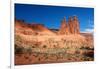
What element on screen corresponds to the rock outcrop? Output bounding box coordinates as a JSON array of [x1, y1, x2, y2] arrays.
[[58, 17, 69, 35], [68, 16, 75, 34], [15, 20, 56, 36], [15, 15, 80, 36], [73, 16, 80, 34], [59, 16, 80, 34]]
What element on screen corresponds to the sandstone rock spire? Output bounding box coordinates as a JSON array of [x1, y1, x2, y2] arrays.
[[73, 16, 80, 34], [59, 16, 80, 35], [68, 16, 75, 34], [59, 16, 69, 35]]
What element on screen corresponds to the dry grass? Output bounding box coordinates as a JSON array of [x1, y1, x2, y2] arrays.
[[15, 33, 94, 65]]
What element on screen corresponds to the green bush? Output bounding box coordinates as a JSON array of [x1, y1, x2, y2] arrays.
[[43, 45, 47, 48], [26, 47, 33, 54], [15, 35, 22, 42], [15, 44, 25, 54]]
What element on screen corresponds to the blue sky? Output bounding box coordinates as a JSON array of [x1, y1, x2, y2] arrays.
[[15, 4, 94, 33]]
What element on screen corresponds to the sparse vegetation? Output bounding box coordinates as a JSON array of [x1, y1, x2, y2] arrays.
[[15, 33, 94, 65], [43, 45, 47, 48], [15, 35, 22, 43], [26, 47, 33, 54], [15, 44, 25, 54]]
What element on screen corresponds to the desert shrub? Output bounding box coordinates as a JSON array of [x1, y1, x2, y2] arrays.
[[15, 35, 22, 42], [83, 51, 94, 58], [32, 45, 35, 48], [24, 56, 29, 59], [80, 46, 93, 50], [34, 43, 40, 48], [81, 57, 90, 61], [38, 58, 41, 61], [75, 50, 80, 54], [43, 45, 47, 48], [33, 53, 39, 57], [26, 47, 33, 54], [15, 44, 25, 54], [34, 32, 38, 35], [43, 53, 48, 60], [53, 44, 59, 48]]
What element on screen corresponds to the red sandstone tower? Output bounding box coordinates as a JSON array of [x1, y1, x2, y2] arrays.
[[68, 16, 74, 34], [59, 16, 69, 35], [59, 16, 80, 35], [73, 16, 80, 34]]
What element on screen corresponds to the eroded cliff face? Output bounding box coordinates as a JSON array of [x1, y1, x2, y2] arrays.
[[15, 16, 94, 65], [58, 17, 69, 35], [59, 16, 80, 35], [15, 20, 56, 36], [15, 16, 80, 36], [73, 16, 80, 34], [68, 16, 75, 34]]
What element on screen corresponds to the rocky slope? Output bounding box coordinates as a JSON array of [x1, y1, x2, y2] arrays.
[[15, 16, 94, 65], [15, 20, 56, 36]]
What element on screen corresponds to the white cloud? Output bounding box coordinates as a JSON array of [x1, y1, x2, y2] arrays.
[[85, 28, 94, 32], [82, 28, 94, 33]]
